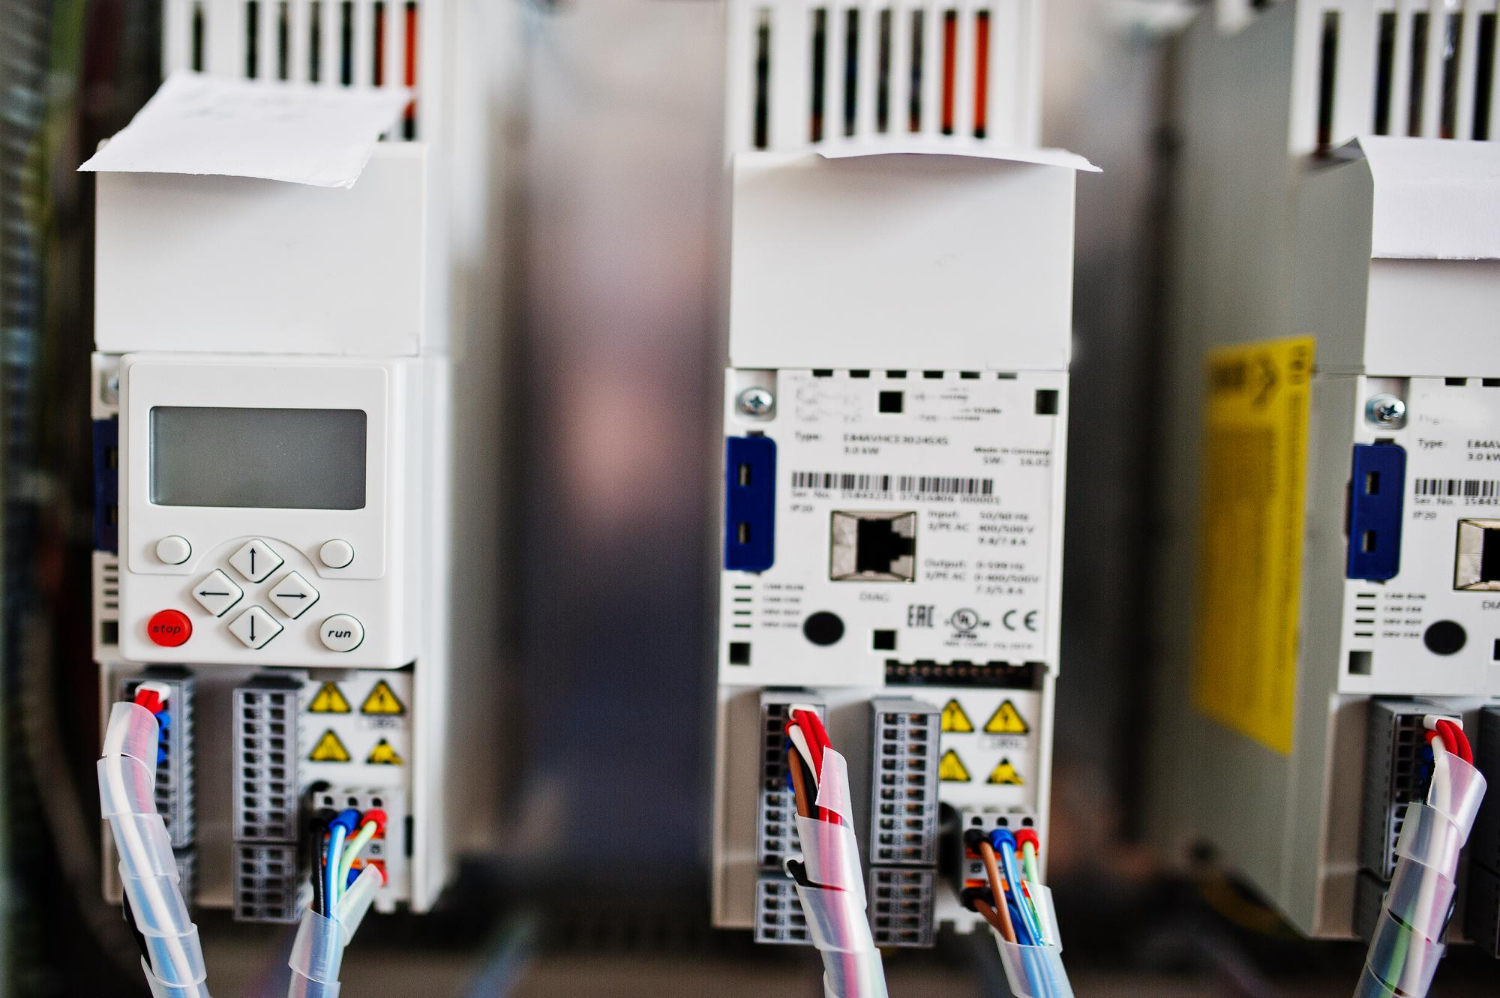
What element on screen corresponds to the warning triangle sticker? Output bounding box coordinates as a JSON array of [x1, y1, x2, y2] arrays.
[[940, 699, 974, 733], [309, 681, 351, 714], [938, 749, 971, 782], [366, 739, 403, 766], [309, 729, 351, 763], [984, 699, 1029, 735], [360, 680, 405, 716], [987, 758, 1024, 785]]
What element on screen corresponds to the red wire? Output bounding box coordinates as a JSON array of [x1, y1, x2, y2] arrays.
[[1435, 719, 1473, 765], [132, 689, 165, 715], [788, 709, 840, 825]]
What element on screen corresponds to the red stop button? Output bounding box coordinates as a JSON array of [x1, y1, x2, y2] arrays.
[[147, 609, 192, 647]]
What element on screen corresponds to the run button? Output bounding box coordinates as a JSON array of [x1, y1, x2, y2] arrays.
[[319, 614, 364, 652]]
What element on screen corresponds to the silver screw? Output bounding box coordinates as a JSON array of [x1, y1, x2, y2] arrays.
[[101, 371, 120, 406], [737, 386, 775, 417], [1366, 394, 1406, 426]]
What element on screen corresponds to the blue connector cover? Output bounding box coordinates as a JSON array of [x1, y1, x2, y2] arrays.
[[725, 436, 776, 572], [1347, 443, 1407, 581], [93, 417, 119, 553]]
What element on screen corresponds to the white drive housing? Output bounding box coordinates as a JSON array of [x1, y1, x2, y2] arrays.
[[93, 0, 516, 919], [1151, 0, 1500, 945], [712, 147, 1086, 946]]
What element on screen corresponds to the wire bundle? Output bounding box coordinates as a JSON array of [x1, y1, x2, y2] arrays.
[[1354, 716, 1486, 998], [781, 706, 889, 998], [290, 808, 387, 998], [964, 826, 1073, 997], [99, 685, 212, 998]]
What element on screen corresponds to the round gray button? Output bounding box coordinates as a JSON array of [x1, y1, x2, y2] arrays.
[[155, 535, 192, 565], [319, 539, 355, 569]]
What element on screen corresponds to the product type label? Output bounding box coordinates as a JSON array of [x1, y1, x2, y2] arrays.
[[1194, 337, 1314, 755]]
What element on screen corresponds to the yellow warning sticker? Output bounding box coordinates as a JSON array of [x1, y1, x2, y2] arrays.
[[1195, 336, 1314, 756], [938, 749, 971, 782], [983, 700, 1029, 735], [360, 680, 405, 716], [940, 699, 974, 733], [366, 739, 403, 766], [309, 681, 351, 714], [309, 729, 351, 763], [987, 759, 1024, 785]]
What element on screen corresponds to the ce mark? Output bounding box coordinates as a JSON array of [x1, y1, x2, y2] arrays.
[[1002, 610, 1039, 632]]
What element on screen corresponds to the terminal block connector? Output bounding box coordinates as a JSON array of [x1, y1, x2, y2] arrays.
[[867, 698, 939, 865], [232, 842, 301, 923], [121, 670, 196, 848], [753, 691, 824, 945], [232, 678, 301, 843], [1359, 700, 1436, 880], [757, 691, 825, 869], [754, 873, 810, 945], [953, 807, 1037, 895], [868, 867, 936, 948]]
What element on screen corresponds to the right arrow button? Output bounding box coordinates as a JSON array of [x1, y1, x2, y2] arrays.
[[267, 571, 320, 620]]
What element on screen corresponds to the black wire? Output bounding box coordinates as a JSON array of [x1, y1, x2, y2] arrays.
[[308, 820, 328, 916], [120, 894, 153, 964]]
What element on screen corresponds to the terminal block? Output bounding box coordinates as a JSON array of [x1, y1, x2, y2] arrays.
[[232, 678, 301, 843], [867, 698, 939, 866], [121, 670, 196, 848], [754, 874, 810, 945], [232, 843, 301, 923], [868, 867, 936, 948], [1359, 700, 1436, 880], [753, 691, 824, 944], [756, 691, 825, 870], [953, 806, 1037, 895], [310, 785, 408, 900]]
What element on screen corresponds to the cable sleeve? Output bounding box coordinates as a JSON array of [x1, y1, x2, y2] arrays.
[[285, 864, 384, 998], [99, 702, 211, 998], [1354, 754, 1485, 998], [785, 747, 887, 998], [992, 882, 1075, 998]]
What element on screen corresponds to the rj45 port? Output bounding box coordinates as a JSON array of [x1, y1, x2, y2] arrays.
[[830, 511, 916, 582], [1455, 519, 1500, 591]]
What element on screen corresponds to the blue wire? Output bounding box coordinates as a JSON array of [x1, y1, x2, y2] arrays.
[[326, 825, 346, 917]]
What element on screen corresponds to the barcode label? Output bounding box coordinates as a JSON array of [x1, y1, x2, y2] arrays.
[[791, 471, 994, 496], [1415, 478, 1500, 500]]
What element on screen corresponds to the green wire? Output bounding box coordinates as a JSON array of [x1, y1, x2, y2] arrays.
[[1022, 841, 1041, 885]]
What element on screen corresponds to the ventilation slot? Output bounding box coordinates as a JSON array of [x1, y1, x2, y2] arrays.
[[1316, 10, 1339, 151], [810, 7, 827, 142], [1373, 11, 1395, 135], [876, 9, 892, 132], [754, 7, 771, 149], [940, 9, 957, 135], [974, 9, 990, 138], [843, 9, 859, 136], [1441, 13, 1462, 138], [1477, 14, 1497, 140], [909, 9, 925, 132], [1409, 12, 1430, 136]]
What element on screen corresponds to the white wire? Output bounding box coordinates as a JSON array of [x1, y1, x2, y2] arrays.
[[787, 725, 818, 784]]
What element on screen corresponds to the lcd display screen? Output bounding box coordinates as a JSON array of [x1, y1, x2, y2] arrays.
[[150, 406, 367, 509]]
